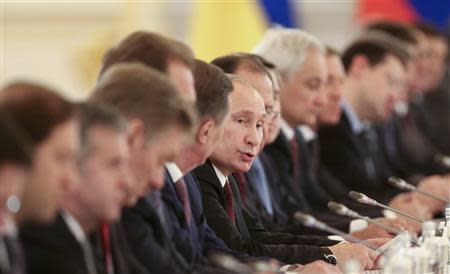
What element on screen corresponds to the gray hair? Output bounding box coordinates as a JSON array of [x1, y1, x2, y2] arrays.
[[252, 28, 324, 82]]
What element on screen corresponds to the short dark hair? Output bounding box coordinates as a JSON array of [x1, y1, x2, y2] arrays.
[[90, 62, 198, 139], [77, 102, 128, 155], [193, 59, 233, 124], [342, 32, 411, 71], [212, 53, 276, 92], [0, 108, 33, 166], [1, 81, 75, 155], [211, 53, 274, 75], [325, 46, 340, 57], [366, 21, 419, 45], [99, 31, 194, 78], [414, 22, 446, 39]]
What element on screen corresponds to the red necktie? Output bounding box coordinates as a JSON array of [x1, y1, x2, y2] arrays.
[[223, 180, 236, 224], [289, 137, 300, 177], [234, 173, 247, 206], [100, 223, 113, 274], [174, 177, 192, 225]]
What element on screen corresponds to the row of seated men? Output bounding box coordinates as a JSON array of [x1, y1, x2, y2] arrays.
[[0, 20, 449, 274]]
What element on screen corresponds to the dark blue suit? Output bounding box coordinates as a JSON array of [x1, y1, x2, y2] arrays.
[[161, 171, 242, 266]]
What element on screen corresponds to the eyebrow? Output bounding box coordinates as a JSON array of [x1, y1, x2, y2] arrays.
[[231, 109, 266, 119]]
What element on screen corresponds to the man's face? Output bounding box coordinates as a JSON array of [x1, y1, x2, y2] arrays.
[[77, 126, 130, 224], [21, 119, 79, 223], [210, 81, 265, 175], [128, 125, 186, 205], [318, 54, 346, 125], [234, 68, 274, 147], [360, 55, 406, 122], [279, 49, 327, 128], [425, 37, 448, 91], [167, 58, 196, 102]]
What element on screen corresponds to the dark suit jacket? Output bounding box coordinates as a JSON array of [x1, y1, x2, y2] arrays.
[[20, 213, 92, 274], [91, 222, 148, 274], [162, 171, 242, 265], [21, 212, 147, 274], [263, 130, 355, 232], [193, 160, 331, 265], [318, 111, 400, 215], [121, 193, 190, 274]]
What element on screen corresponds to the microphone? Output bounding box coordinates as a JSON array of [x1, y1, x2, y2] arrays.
[[388, 177, 448, 204], [327, 201, 420, 246], [293, 212, 378, 250], [435, 154, 450, 169], [348, 191, 425, 224]]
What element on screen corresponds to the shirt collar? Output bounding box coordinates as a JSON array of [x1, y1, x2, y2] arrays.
[[61, 211, 87, 244], [341, 100, 366, 134], [165, 162, 184, 183], [211, 163, 228, 188], [298, 125, 316, 142], [0, 214, 17, 237], [280, 119, 295, 141]]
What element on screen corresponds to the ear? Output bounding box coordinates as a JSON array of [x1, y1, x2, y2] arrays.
[[348, 54, 369, 78], [127, 119, 146, 150], [197, 119, 214, 145]]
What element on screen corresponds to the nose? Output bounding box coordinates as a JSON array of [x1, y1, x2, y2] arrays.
[[244, 126, 262, 150], [118, 164, 132, 196], [61, 161, 80, 194], [314, 88, 326, 109]]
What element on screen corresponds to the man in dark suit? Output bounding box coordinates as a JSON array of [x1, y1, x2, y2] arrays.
[[90, 64, 198, 274], [161, 60, 262, 270], [211, 53, 353, 236], [21, 103, 148, 274], [317, 33, 440, 225], [194, 73, 378, 271]]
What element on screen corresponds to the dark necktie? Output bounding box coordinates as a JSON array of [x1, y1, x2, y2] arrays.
[[174, 177, 192, 225], [1, 235, 26, 274], [223, 180, 236, 224], [289, 137, 300, 177], [100, 223, 114, 274], [358, 128, 377, 181], [234, 173, 247, 206]]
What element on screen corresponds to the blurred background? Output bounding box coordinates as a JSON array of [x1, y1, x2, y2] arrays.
[[2, 0, 449, 100]]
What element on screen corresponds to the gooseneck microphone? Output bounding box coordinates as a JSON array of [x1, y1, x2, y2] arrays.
[[327, 201, 419, 246], [435, 153, 450, 169], [328, 201, 403, 235], [293, 212, 378, 251], [348, 191, 425, 224], [388, 177, 448, 204]]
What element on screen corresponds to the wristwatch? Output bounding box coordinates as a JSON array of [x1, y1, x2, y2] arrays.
[[320, 247, 337, 265]]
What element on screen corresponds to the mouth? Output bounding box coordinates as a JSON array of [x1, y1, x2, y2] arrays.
[[239, 151, 255, 162]]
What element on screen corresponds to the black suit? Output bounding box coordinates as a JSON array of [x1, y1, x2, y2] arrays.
[[263, 129, 354, 231], [21, 212, 147, 274], [162, 171, 250, 266], [121, 193, 190, 274], [91, 222, 148, 274], [193, 160, 333, 265], [20, 213, 92, 274], [318, 110, 401, 216]]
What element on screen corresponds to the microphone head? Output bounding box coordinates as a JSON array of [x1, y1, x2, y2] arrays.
[[388, 177, 414, 191], [348, 191, 377, 205], [328, 201, 348, 215], [293, 212, 316, 227]]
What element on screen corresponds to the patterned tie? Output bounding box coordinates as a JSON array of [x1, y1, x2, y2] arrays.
[[223, 180, 236, 224], [289, 137, 300, 177], [100, 223, 114, 274], [174, 177, 192, 225], [234, 173, 247, 206]]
